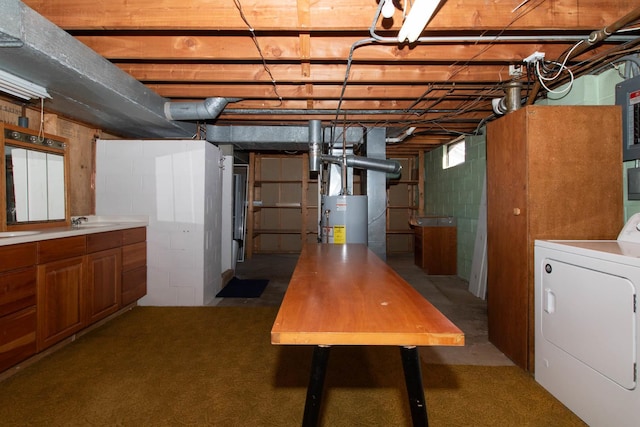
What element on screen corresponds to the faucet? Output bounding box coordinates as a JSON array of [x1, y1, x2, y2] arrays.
[[71, 216, 88, 227]]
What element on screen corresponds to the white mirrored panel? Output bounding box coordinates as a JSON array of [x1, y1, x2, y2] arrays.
[[5, 146, 66, 223]]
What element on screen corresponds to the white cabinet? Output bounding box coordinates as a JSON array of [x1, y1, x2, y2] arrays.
[[96, 140, 222, 306]]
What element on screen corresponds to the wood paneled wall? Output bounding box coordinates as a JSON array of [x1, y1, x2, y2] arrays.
[[0, 97, 118, 216]]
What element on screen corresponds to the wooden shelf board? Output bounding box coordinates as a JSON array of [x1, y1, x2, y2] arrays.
[[386, 229, 414, 234], [253, 229, 302, 235]]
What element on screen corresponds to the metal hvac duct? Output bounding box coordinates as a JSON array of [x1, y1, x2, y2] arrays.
[[309, 120, 322, 172], [321, 154, 402, 175], [164, 97, 240, 121]]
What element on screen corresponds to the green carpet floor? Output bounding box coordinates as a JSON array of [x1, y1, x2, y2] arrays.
[[0, 306, 585, 426]]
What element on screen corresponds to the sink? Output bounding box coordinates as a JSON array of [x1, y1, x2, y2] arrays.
[[0, 231, 41, 238], [76, 222, 118, 228]]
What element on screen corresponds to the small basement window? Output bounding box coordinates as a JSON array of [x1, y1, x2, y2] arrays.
[[443, 137, 465, 169]]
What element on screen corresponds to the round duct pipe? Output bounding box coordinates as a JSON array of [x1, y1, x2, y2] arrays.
[[309, 120, 322, 172], [504, 81, 523, 113], [346, 155, 402, 174], [321, 154, 402, 175], [164, 97, 240, 121], [491, 81, 523, 115]]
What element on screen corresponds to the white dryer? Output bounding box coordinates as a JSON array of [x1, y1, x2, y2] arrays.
[[535, 214, 640, 427]]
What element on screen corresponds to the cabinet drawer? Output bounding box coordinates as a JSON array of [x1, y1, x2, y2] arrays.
[[38, 236, 86, 264], [122, 242, 146, 272], [122, 266, 146, 306], [0, 306, 37, 372], [122, 227, 146, 245], [0, 243, 37, 273], [86, 231, 123, 253], [0, 267, 36, 317]]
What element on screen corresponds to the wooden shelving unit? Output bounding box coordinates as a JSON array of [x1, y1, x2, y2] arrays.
[[386, 155, 423, 253], [246, 153, 317, 258], [246, 153, 423, 257]]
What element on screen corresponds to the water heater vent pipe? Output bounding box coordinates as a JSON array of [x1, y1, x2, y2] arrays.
[[309, 119, 322, 172], [321, 154, 402, 175]]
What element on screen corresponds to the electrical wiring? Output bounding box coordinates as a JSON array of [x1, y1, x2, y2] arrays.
[[535, 60, 575, 95], [530, 41, 581, 95], [232, 0, 283, 105], [336, 0, 635, 144], [366, 0, 547, 137], [538, 38, 640, 94]]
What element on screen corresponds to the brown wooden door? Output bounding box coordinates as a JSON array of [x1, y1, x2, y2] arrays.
[[37, 256, 85, 351], [86, 248, 122, 325], [486, 105, 623, 371], [487, 109, 530, 369]]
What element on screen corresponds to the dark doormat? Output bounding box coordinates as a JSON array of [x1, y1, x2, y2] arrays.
[[215, 277, 269, 298]]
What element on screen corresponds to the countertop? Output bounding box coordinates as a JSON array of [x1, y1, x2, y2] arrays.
[[0, 215, 148, 246]]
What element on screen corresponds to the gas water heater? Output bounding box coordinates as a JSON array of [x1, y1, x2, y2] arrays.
[[321, 195, 368, 244]]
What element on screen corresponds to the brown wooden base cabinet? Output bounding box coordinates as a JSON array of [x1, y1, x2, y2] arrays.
[[86, 231, 123, 325], [486, 105, 623, 371], [1, 227, 147, 373], [0, 243, 38, 372], [413, 224, 457, 275], [37, 256, 85, 351], [121, 228, 147, 306], [86, 248, 122, 325]]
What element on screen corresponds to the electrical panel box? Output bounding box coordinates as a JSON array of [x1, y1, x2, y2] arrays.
[[616, 74, 640, 161]]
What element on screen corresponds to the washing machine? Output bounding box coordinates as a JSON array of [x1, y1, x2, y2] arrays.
[[534, 214, 640, 426]]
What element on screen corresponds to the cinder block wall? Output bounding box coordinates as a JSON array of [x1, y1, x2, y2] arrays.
[[424, 134, 486, 280]]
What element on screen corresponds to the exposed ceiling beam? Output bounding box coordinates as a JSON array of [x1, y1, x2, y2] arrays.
[[22, 0, 635, 31]]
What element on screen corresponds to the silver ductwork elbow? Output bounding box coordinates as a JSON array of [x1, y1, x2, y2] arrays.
[[164, 97, 240, 121], [491, 81, 523, 116]]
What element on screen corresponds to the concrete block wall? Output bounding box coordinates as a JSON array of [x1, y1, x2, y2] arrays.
[[424, 134, 486, 281]]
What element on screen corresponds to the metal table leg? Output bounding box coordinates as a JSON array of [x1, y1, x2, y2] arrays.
[[400, 346, 428, 427], [302, 345, 331, 427]]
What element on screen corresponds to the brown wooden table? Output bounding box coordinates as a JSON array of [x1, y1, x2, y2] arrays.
[[271, 243, 464, 426]]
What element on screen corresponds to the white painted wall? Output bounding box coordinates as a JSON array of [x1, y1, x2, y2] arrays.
[[95, 139, 223, 306]]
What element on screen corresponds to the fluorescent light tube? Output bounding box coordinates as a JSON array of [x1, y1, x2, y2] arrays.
[[398, 0, 444, 43], [0, 69, 50, 100]]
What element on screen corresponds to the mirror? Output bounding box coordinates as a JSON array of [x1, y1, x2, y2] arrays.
[[5, 146, 66, 223], [2, 124, 69, 229]]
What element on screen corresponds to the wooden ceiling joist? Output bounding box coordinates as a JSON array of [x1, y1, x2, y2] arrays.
[[19, 0, 640, 153]]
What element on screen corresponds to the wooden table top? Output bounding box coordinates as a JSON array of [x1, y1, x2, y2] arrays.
[[271, 243, 465, 347]]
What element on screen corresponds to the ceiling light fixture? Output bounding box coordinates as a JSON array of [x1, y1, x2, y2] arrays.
[[398, 0, 444, 43], [0, 69, 50, 100]]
